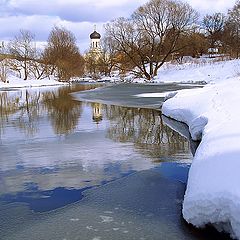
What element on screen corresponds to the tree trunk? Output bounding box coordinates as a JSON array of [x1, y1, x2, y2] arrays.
[[24, 58, 27, 80], [149, 61, 153, 79]]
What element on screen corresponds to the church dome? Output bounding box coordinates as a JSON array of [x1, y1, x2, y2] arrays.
[[90, 31, 101, 39]]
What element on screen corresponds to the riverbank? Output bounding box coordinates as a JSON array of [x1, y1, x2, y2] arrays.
[[162, 77, 240, 239], [1, 58, 240, 90], [155, 57, 240, 84], [0, 75, 67, 89]]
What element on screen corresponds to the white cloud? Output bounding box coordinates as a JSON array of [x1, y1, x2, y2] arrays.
[[0, 14, 105, 52], [0, 0, 148, 52], [0, 0, 237, 52], [185, 0, 236, 14], [3, 0, 147, 22]]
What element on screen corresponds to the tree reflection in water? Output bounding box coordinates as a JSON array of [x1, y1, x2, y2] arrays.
[[43, 88, 83, 135], [0, 84, 98, 138], [0, 91, 19, 137], [0, 85, 193, 204], [0, 90, 42, 137], [0, 84, 190, 161], [104, 105, 191, 161]]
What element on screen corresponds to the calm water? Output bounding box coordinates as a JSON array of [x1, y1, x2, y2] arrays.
[[0, 84, 229, 240]]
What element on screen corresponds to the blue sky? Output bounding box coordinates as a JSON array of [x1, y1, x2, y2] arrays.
[[0, 0, 236, 52]]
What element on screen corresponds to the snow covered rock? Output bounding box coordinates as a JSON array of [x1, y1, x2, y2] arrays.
[[162, 78, 240, 239], [164, 91, 178, 101]]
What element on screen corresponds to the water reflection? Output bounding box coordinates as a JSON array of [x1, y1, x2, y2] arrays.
[[0, 84, 192, 212], [0, 90, 42, 138], [104, 105, 190, 161], [43, 89, 83, 135], [92, 102, 103, 124]]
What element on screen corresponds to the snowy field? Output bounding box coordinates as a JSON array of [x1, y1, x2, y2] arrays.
[[159, 59, 240, 239], [155, 58, 240, 84]]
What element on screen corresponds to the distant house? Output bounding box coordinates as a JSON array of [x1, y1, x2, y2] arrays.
[[208, 48, 219, 54]]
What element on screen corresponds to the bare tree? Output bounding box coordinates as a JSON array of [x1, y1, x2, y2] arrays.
[[44, 26, 84, 81], [0, 42, 9, 83], [97, 36, 119, 76], [84, 52, 100, 79], [203, 13, 225, 50], [8, 30, 36, 80], [0, 59, 8, 83], [105, 0, 198, 80], [175, 30, 208, 62], [29, 49, 49, 80], [224, 1, 240, 58]]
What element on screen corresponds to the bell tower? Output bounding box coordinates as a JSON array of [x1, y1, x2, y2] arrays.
[[90, 25, 101, 53]]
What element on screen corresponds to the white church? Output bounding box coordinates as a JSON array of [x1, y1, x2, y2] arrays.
[[88, 26, 103, 57], [84, 26, 111, 78]]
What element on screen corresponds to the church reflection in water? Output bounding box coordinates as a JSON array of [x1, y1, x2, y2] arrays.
[[92, 102, 103, 124]]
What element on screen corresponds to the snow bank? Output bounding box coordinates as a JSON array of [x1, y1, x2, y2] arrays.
[[162, 78, 240, 239], [70, 58, 240, 85], [0, 74, 67, 89], [156, 58, 240, 84]]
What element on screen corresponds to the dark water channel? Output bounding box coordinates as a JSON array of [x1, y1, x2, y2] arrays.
[[0, 84, 229, 239]]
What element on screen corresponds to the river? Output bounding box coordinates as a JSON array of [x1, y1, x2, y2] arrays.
[[0, 83, 229, 239]]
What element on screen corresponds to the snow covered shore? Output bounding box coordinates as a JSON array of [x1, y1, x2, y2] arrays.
[[0, 75, 67, 89], [162, 78, 240, 239], [2, 57, 239, 88], [156, 58, 240, 83]]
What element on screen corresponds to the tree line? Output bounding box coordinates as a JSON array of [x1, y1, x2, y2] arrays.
[[1, 0, 240, 82], [0, 27, 85, 82]]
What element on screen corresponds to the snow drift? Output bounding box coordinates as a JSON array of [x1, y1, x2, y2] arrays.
[[162, 78, 240, 239]]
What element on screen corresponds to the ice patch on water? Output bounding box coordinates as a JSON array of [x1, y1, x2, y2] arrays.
[[103, 211, 113, 214], [70, 218, 79, 222], [92, 237, 101, 240], [99, 215, 113, 223], [134, 91, 176, 98]]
